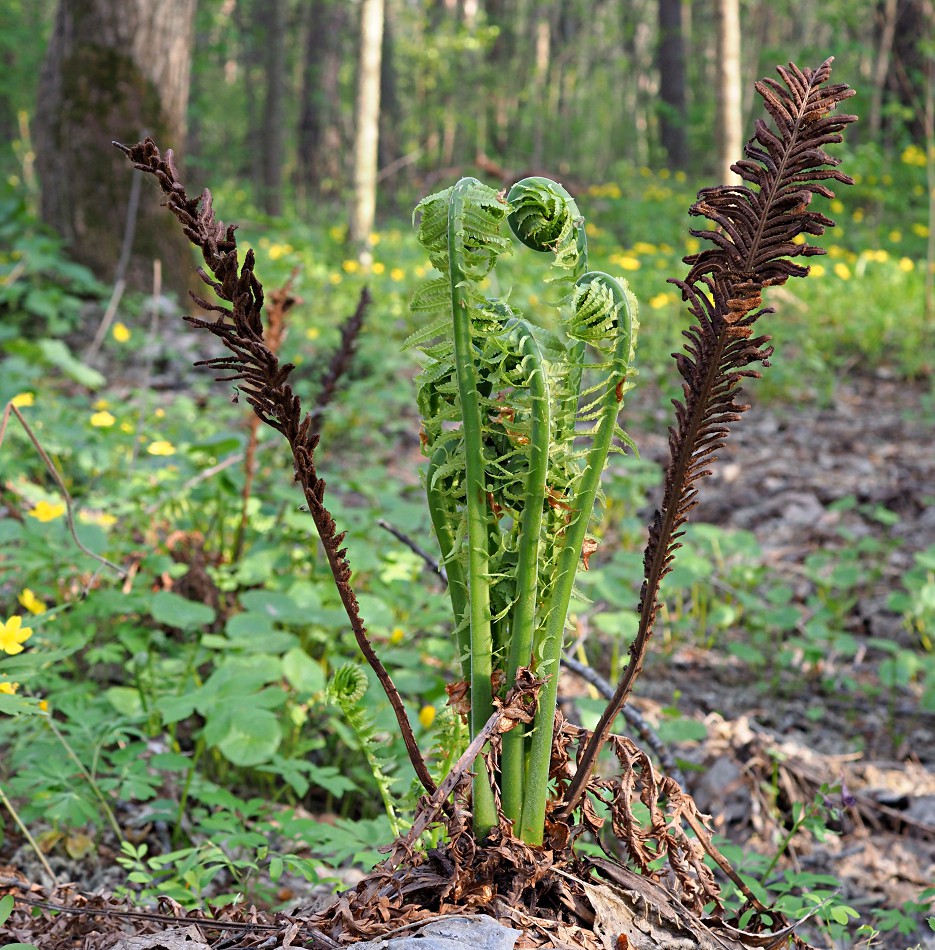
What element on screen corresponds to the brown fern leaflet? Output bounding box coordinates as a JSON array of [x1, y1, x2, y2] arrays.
[[562, 59, 856, 814]]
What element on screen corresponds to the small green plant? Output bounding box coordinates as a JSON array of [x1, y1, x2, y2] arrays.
[[408, 175, 638, 841]]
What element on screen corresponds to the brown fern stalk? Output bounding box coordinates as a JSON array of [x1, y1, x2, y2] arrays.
[[560, 59, 856, 817], [114, 138, 436, 797]]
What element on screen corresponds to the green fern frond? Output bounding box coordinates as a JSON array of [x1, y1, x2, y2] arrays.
[[327, 664, 402, 836]]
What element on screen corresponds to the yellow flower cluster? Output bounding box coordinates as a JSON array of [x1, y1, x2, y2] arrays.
[[28, 500, 65, 522], [0, 615, 32, 655]]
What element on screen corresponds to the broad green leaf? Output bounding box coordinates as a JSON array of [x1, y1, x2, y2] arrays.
[[239, 590, 307, 625], [282, 648, 325, 694], [215, 707, 281, 766], [151, 590, 216, 631], [37, 338, 105, 388], [105, 686, 143, 717]]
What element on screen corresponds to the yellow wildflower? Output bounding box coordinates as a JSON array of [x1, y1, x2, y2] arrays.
[[39, 699, 49, 711], [328, 225, 346, 242], [852, 208, 864, 223], [120, 422, 133, 434], [18, 589, 46, 615], [833, 263, 851, 280], [147, 440, 176, 456], [390, 627, 405, 645], [418, 705, 436, 728], [11, 392, 34, 408], [889, 230, 902, 243], [342, 259, 360, 274], [615, 256, 640, 271], [306, 326, 321, 340], [368, 232, 381, 245], [390, 268, 405, 282], [371, 261, 385, 275], [830, 199, 844, 214], [112, 322, 131, 343], [92, 398, 110, 410], [912, 223, 929, 238], [631, 242, 657, 255], [154, 407, 165, 418], [0, 681, 19, 695], [90, 410, 116, 428], [329, 273, 342, 285], [0, 615, 32, 655], [809, 264, 826, 278], [899, 257, 915, 273], [901, 144, 927, 167], [79, 510, 118, 528], [28, 500, 65, 523], [649, 292, 672, 309]]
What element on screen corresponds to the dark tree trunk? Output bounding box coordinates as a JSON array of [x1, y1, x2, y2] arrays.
[[658, 0, 688, 169], [260, 0, 286, 216], [888, 0, 934, 142], [297, 0, 347, 198], [34, 0, 197, 302]]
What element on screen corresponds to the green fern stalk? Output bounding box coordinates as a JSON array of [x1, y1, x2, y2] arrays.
[[499, 320, 550, 825], [410, 175, 638, 844], [519, 274, 637, 843]]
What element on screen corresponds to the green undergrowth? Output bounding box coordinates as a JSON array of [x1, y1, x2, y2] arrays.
[[1, 147, 933, 943]]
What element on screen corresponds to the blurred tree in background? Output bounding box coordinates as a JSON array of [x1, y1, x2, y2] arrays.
[[32, 0, 197, 301]]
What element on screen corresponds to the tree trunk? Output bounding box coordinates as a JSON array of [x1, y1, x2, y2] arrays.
[[869, 0, 900, 142], [657, 0, 688, 170], [297, 0, 348, 201], [349, 0, 384, 256], [260, 0, 287, 216], [714, 0, 743, 183], [34, 0, 197, 301]]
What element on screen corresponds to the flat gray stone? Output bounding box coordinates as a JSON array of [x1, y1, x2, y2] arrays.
[[354, 915, 521, 950]]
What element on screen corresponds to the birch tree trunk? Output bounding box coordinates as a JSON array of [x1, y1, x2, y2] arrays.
[[34, 0, 197, 301], [714, 0, 743, 184], [349, 0, 385, 258]]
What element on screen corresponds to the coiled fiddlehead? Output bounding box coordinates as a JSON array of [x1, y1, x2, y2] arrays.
[[409, 174, 639, 843], [327, 664, 401, 835]]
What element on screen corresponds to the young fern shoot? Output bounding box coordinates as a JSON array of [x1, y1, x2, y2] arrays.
[[409, 176, 638, 843]]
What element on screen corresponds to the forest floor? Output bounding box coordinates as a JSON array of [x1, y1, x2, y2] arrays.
[[1, 370, 934, 948], [629, 370, 935, 947]]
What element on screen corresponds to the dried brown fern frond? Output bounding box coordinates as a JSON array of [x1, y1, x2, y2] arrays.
[[114, 137, 436, 797], [562, 59, 856, 815]]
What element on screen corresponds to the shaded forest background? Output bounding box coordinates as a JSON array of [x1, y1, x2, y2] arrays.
[[2, 0, 933, 302]]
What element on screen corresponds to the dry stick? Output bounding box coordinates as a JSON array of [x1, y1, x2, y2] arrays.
[[0, 403, 127, 578], [129, 259, 163, 469], [0, 782, 58, 886], [84, 154, 142, 361], [0, 887, 340, 950], [560, 654, 688, 791], [385, 703, 507, 868]]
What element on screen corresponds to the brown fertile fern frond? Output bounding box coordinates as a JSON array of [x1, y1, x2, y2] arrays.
[[114, 138, 436, 797], [561, 59, 856, 816]]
